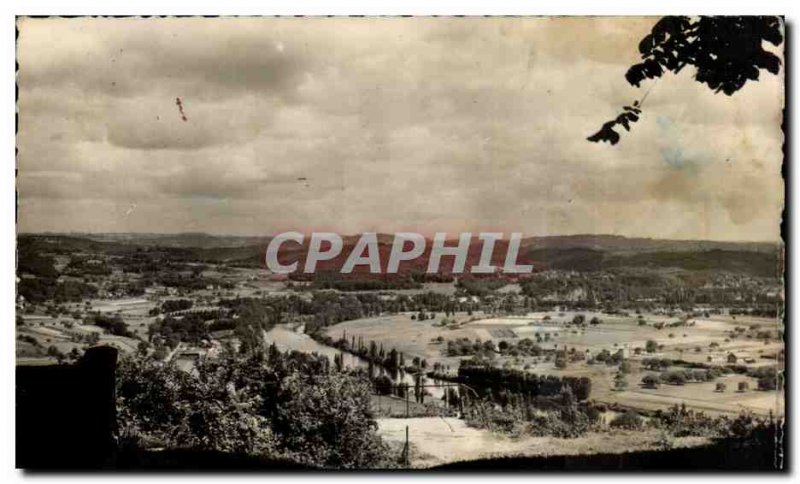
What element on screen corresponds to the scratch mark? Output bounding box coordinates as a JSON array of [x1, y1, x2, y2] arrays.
[[175, 97, 188, 122]]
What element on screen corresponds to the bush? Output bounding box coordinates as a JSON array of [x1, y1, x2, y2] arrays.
[[757, 375, 777, 391], [610, 410, 643, 430], [373, 375, 393, 395]]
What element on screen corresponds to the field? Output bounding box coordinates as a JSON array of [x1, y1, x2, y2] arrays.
[[326, 310, 784, 417], [17, 297, 155, 361], [324, 311, 493, 369], [377, 417, 709, 468]]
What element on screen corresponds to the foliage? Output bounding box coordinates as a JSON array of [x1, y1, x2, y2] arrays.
[[117, 353, 276, 455], [463, 387, 598, 439], [272, 372, 391, 468], [116, 347, 395, 469], [610, 410, 644, 430], [90, 313, 133, 337], [457, 361, 592, 401], [641, 374, 661, 388], [588, 16, 783, 145], [627, 16, 783, 93], [160, 299, 195, 314]]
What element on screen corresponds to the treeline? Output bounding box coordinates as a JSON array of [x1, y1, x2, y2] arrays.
[[640, 359, 782, 391], [157, 299, 194, 314], [89, 313, 133, 337], [313, 331, 420, 375], [306, 272, 422, 291], [456, 277, 508, 297], [729, 307, 781, 318], [63, 256, 112, 276], [18, 277, 99, 303], [518, 267, 781, 308], [148, 309, 230, 347], [150, 273, 233, 291], [445, 360, 592, 401], [17, 249, 100, 303]]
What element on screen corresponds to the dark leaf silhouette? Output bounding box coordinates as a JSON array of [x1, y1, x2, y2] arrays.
[[589, 16, 783, 145], [587, 121, 621, 145], [586, 103, 641, 145]]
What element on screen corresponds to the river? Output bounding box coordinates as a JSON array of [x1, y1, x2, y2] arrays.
[[262, 323, 451, 401]]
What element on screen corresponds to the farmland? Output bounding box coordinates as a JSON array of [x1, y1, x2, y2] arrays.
[[15, 233, 785, 468], [326, 310, 783, 417]]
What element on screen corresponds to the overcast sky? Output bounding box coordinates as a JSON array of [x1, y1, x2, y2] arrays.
[[17, 17, 784, 241]]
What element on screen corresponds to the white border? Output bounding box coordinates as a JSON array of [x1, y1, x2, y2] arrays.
[[3, 1, 797, 483]]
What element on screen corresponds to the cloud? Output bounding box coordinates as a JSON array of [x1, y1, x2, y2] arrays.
[[16, 17, 785, 241]]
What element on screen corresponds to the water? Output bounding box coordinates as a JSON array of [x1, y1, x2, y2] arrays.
[[262, 324, 451, 401], [261, 324, 365, 368]]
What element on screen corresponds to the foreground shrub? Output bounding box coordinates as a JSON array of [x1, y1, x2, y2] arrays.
[[117, 347, 395, 469], [610, 410, 644, 430]]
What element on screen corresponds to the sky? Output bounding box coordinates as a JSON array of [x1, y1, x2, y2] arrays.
[[16, 17, 785, 241]]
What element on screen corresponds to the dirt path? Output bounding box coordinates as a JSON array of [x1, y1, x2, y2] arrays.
[[377, 417, 708, 468]]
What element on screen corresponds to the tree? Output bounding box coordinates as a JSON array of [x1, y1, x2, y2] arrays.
[[738, 381, 750, 393], [47, 345, 65, 363], [117, 353, 276, 457], [715, 382, 727, 393], [614, 372, 629, 391], [588, 16, 783, 145], [642, 374, 661, 389], [274, 372, 391, 468], [136, 340, 150, 356], [664, 371, 687, 386], [645, 340, 658, 353], [333, 352, 344, 372]]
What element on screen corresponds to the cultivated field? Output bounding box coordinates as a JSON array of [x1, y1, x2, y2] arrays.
[[327, 310, 784, 417]]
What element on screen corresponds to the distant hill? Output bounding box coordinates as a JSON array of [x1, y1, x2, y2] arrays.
[[525, 247, 781, 278], [24, 232, 777, 252], [28, 232, 271, 249], [519, 234, 778, 254], [17, 233, 783, 278]]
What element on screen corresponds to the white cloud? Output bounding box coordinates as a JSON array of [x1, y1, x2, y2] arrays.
[[16, 17, 784, 241]]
